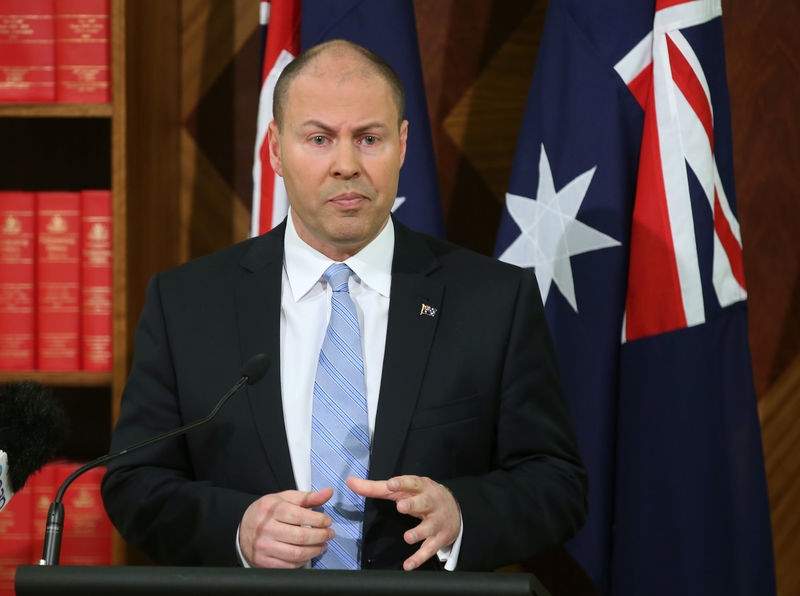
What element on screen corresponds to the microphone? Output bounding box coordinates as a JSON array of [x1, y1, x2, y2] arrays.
[[0, 382, 68, 513], [39, 353, 270, 566]]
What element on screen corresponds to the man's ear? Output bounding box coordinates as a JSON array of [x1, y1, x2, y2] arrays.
[[398, 120, 408, 169], [267, 120, 283, 176]]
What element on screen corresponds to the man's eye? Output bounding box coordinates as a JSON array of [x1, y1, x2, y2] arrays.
[[362, 136, 378, 145], [311, 136, 326, 145]]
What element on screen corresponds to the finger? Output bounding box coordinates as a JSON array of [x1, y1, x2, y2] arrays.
[[346, 477, 396, 500], [386, 475, 424, 494], [252, 539, 329, 568], [403, 518, 437, 545], [281, 487, 334, 509], [269, 520, 335, 546], [403, 536, 443, 572], [397, 492, 432, 516], [272, 499, 333, 528]]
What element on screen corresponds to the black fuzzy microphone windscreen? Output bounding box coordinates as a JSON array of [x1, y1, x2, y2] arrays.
[[0, 381, 68, 493]]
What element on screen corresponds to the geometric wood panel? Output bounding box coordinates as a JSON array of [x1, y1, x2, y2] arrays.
[[181, 0, 259, 262], [724, 1, 800, 592], [758, 355, 800, 596], [415, 0, 545, 255]]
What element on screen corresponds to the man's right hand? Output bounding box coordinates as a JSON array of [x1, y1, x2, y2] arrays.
[[239, 488, 335, 568]]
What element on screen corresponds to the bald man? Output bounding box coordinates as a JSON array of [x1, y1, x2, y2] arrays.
[[102, 40, 587, 572]]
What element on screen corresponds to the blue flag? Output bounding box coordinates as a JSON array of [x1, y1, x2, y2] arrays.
[[494, 1, 775, 594], [301, 0, 445, 237]]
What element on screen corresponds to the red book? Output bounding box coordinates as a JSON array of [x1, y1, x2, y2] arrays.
[[0, 191, 36, 370], [29, 464, 58, 564], [0, 478, 34, 594], [54, 462, 112, 566], [80, 190, 111, 371], [54, 0, 110, 103], [36, 191, 80, 371], [0, 0, 56, 102]]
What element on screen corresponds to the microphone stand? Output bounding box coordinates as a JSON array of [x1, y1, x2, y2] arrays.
[[40, 354, 269, 566]]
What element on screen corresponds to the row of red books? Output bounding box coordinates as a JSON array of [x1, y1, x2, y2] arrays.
[[0, 0, 110, 103], [0, 462, 112, 594], [0, 190, 112, 372]]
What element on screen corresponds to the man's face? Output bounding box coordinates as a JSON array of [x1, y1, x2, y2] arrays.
[[268, 55, 408, 260]]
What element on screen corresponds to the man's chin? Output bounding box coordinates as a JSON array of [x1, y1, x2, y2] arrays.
[[324, 226, 382, 256]]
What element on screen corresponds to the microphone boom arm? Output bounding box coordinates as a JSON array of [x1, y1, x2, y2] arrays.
[[54, 376, 248, 506], [39, 354, 268, 567]]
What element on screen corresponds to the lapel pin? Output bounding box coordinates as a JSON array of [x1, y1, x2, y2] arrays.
[[420, 303, 437, 317]]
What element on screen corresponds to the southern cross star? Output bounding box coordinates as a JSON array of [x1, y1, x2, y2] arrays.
[[498, 143, 620, 312]]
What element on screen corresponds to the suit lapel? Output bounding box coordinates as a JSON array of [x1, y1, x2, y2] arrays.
[[369, 222, 443, 481], [234, 223, 297, 490]]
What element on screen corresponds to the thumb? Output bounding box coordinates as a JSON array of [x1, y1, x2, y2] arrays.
[[283, 487, 334, 509]]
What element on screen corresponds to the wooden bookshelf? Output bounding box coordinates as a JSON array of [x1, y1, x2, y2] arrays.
[[0, 0, 128, 564], [2, 0, 243, 567], [0, 371, 112, 387], [0, 103, 113, 118]]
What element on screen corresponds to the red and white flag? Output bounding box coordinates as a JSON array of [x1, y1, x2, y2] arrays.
[[617, 0, 747, 341], [251, 0, 300, 237]]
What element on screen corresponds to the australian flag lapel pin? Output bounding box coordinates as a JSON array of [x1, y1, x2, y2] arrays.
[[420, 303, 437, 318]]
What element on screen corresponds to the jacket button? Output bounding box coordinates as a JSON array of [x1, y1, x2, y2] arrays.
[[365, 558, 375, 568]]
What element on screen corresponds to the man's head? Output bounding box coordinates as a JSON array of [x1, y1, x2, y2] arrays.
[[267, 40, 408, 261]]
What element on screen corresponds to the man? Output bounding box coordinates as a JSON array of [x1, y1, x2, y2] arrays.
[[102, 40, 587, 572]]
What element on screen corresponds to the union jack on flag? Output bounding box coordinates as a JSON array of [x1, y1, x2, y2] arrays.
[[495, 0, 774, 594], [618, 0, 747, 341]]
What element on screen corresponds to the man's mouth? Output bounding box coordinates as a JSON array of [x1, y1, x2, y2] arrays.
[[328, 192, 369, 209]]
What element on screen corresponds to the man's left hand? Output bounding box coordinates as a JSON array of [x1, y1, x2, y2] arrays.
[[347, 475, 461, 571]]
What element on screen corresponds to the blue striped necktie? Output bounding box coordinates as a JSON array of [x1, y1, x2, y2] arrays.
[[311, 263, 370, 570]]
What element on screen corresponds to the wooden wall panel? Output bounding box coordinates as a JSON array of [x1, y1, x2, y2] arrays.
[[180, 0, 259, 261], [723, 1, 800, 594], [414, 0, 544, 255], [759, 356, 800, 596], [124, 0, 182, 349], [723, 0, 800, 398]]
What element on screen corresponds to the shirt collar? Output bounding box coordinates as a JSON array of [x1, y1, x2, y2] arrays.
[[283, 209, 394, 301]]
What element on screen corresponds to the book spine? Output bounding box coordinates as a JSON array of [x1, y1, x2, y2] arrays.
[[36, 191, 80, 371], [54, 0, 110, 103], [0, 0, 56, 102], [0, 477, 34, 591], [0, 191, 36, 371], [54, 462, 113, 566], [80, 190, 111, 371]]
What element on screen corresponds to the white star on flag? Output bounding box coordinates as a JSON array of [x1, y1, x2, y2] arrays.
[[499, 143, 621, 312], [391, 196, 406, 212]]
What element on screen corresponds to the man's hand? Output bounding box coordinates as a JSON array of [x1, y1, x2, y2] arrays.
[[348, 475, 461, 571], [239, 488, 335, 568]]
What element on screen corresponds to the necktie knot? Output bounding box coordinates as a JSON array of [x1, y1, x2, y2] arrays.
[[323, 263, 353, 293]]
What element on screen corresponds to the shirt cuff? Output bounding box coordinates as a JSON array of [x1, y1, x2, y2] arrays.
[[235, 525, 251, 568], [437, 517, 464, 571]]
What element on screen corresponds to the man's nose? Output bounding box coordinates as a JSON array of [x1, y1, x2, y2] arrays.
[[330, 142, 361, 179]]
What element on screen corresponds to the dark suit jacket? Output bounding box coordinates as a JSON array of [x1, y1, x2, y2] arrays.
[[101, 219, 587, 571]]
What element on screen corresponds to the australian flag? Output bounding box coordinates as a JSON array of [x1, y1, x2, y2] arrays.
[[494, 1, 775, 594], [302, 0, 445, 237]]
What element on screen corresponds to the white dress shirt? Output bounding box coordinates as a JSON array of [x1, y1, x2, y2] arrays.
[[239, 211, 461, 569], [280, 211, 392, 489]]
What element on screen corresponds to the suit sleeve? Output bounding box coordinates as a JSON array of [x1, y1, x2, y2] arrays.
[[101, 274, 258, 565], [441, 269, 588, 570]]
